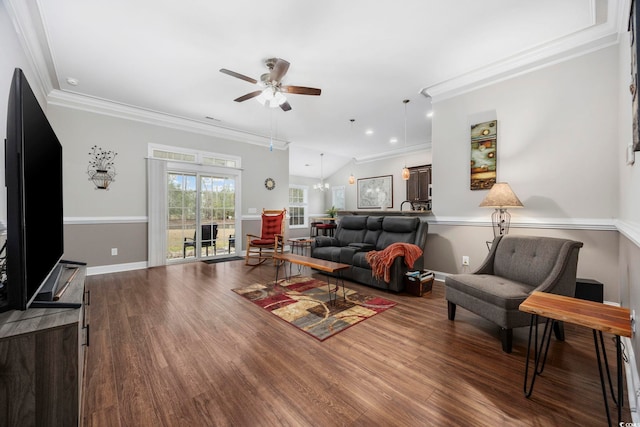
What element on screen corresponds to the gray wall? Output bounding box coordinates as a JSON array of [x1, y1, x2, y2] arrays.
[[617, 20, 640, 397], [45, 105, 289, 267]]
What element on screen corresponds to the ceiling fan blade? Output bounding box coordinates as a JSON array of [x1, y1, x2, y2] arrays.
[[281, 85, 321, 96], [220, 68, 257, 84], [234, 90, 262, 102], [270, 58, 290, 83], [280, 101, 292, 112]]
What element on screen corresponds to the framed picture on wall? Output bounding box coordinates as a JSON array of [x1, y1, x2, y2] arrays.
[[357, 175, 393, 209]]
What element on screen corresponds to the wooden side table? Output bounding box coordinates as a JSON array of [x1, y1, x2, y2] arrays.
[[519, 291, 632, 426]]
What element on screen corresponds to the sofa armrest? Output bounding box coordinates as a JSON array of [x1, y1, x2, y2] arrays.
[[314, 236, 338, 247]]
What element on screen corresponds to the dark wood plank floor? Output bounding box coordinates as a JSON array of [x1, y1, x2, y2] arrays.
[[82, 261, 629, 426]]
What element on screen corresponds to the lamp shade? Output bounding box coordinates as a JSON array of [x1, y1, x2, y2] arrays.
[[479, 182, 523, 208]]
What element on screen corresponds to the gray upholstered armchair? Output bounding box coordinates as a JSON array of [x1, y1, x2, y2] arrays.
[[445, 235, 583, 353]]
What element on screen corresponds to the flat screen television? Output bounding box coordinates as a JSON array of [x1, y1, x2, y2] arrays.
[[1, 68, 64, 311]]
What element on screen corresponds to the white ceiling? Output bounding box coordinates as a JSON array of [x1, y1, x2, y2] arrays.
[[6, 0, 622, 178]]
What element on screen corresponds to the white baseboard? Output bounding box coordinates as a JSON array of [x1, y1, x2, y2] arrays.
[[86, 261, 148, 276], [623, 336, 640, 422]]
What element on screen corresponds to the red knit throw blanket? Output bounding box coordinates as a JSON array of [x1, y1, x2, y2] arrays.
[[365, 242, 423, 283]]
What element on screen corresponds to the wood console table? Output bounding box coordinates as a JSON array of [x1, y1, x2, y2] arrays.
[[0, 265, 88, 426], [519, 291, 632, 426]]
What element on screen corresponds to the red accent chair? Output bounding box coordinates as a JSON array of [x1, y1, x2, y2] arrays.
[[245, 209, 286, 266]]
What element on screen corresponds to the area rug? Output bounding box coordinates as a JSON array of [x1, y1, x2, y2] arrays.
[[232, 276, 396, 341], [203, 256, 244, 264]]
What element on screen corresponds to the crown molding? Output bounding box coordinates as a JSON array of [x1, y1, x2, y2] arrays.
[[421, 0, 622, 103], [46, 89, 290, 150], [4, 0, 57, 100], [355, 143, 432, 164]]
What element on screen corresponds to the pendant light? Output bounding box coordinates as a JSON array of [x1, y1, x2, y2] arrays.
[[348, 119, 356, 185], [313, 153, 330, 191], [402, 99, 411, 180]]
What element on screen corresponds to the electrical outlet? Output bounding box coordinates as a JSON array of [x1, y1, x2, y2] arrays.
[[462, 256, 470, 266], [111, 248, 118, 256]]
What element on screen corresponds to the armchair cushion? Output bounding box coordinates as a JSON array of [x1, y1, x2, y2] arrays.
[[492, 236, 569, 286], [445, 274, 534, 310], [260, 212, 285, 240]]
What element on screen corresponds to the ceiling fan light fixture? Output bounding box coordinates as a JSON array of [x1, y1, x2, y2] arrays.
[[257, 88, 286, 108]]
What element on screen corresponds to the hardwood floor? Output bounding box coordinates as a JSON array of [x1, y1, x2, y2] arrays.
[[82, 261, 629, 426]]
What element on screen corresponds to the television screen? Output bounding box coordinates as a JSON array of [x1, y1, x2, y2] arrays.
[[4, 68, 64, 310]]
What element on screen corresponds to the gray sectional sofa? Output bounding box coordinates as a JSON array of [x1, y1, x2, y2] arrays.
[[310, 215, 429, 292]]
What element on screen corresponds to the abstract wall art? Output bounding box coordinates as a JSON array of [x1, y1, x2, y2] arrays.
[[470, 120, 497, 190]]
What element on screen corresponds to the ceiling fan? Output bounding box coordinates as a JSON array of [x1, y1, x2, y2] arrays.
[[220, 58, 321, 111]]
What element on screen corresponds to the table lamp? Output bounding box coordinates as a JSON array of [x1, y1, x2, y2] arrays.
[[479, 182, 523, 237]]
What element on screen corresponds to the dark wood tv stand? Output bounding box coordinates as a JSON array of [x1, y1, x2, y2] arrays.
[[0, 265, 88, 426]]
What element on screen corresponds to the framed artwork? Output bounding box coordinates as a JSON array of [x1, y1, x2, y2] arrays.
[[470, 120, 497, 190], [630, 0, 640, 151], [357, 175, 393, 209]]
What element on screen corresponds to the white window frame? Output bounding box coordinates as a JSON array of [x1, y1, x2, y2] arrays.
[[289, 184, 308, 229], [148, 143, 241, 169], [332, 185, 346, 210]]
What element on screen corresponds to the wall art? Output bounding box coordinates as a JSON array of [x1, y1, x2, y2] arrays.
[[470, 120, 497, 190], [357, 175, 393, 209]]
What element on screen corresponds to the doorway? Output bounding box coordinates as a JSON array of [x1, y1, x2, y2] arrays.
[[166, 171, 237, 262]]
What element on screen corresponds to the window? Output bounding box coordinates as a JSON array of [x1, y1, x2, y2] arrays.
[[332, 186, 345, 210], [289, 185, 308, 228], [148, 143, 240, 169]]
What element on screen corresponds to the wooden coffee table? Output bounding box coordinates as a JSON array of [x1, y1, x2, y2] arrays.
[[273, 253, 350, 304]]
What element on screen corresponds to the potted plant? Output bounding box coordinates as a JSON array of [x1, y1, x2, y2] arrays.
[[326, 206, 338, 221]]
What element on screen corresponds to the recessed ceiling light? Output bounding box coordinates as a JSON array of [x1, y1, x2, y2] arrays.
[[427, 111, 434, 118], [365, 129, 374, 135], [66, 77, 79, 86], [390, 137, 398, 144]]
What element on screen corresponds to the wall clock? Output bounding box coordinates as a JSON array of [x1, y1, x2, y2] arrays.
[[264, 177, 276, 190]]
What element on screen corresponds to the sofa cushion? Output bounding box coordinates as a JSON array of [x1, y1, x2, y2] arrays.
[[376, 217, 419, 249], [446, 274, 536, 310], [364, 216, 384, 245], [493, 236, 568, 287], [352, 252, 370, 269], [312, 246, 342, 263], [335, 216, 368, 246]]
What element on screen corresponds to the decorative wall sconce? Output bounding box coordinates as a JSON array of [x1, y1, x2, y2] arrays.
[[87, 145, 117, 190]]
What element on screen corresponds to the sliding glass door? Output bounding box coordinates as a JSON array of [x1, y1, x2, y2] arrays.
[[166, 171, 236, 262]]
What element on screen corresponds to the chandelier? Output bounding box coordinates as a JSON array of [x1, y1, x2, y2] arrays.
[[314, 153, 330, 191]]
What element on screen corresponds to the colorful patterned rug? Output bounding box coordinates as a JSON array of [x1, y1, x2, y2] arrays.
[[232, 276, 397, 341]]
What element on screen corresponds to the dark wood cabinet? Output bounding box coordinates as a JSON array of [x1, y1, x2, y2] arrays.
[[0, 266, 87, 426], [406, 165, 431, 203]]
